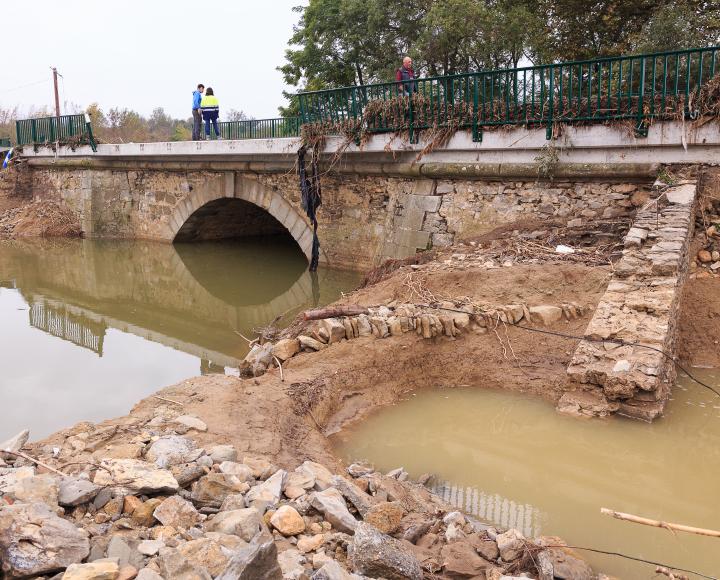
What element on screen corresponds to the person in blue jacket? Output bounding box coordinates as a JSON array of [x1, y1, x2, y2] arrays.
[[200, 87, 221, 140], [192, 84, 204, 140]]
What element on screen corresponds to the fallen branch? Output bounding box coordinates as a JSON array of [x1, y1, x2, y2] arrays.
[[302, 305, 369, 320], [2, 450, 66, 477], [273, 356, 285, 382], [153, 395, 183, 406], [601, 508, 720, 538]]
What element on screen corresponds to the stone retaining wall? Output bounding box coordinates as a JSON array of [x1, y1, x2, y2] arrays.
[[562, 181, 697, 421], [12, 165, 651, 270]]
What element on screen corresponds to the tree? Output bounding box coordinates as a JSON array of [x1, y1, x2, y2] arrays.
[[226, 109, 251, 121]]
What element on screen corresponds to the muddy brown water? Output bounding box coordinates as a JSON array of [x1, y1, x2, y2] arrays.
[[333, 375, 720, 579], [0, 238, 360, 439]]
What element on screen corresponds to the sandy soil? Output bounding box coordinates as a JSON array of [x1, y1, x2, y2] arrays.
[[678, 277, 720, 367]]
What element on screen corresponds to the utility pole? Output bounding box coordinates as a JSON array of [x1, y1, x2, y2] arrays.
[[52, 67, 61, 118]]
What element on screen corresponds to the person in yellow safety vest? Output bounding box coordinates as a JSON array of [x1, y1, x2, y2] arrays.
[[200, 87, 221, 140]]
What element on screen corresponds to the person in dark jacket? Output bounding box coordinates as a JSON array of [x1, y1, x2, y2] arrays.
[[192, 84, 204, 140], [200, 87, 221, 139], [395, 56, 417, 95]]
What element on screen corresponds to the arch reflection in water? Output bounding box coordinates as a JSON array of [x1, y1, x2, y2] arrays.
[[0, 238, 360, 438]]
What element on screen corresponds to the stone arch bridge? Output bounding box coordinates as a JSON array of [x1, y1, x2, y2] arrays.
[[14, 121, 720, 270]]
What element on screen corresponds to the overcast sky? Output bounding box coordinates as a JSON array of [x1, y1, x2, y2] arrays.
[[1, 0, 305, 120]]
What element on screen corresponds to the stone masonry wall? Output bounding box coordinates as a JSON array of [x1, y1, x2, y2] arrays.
[[18, 166, 650, 270], [563, 181, 697, 421]]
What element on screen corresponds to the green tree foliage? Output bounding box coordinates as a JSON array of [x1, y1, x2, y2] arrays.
[[279, 0, 720, 114]]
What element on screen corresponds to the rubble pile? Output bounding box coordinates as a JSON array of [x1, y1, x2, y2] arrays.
[[0, 429, 594, 579]]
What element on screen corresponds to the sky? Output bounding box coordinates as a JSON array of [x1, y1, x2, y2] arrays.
[[0, 0, 305, 120]]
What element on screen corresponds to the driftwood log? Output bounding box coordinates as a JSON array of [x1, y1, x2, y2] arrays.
[[601, 508, 720, 538], [302, 305, 370, 320]]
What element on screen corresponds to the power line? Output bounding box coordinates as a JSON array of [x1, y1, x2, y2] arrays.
[[0, 79, 49, 94]]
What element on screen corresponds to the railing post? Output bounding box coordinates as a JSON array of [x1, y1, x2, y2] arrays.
[[472, 75, 481, 142], [635, 58, 648, 137], [408, 92, 416, 144], [546, 66, 554, 140], [31, 119, 37, 143]]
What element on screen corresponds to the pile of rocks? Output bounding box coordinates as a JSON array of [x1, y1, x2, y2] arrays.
[[691, 223, 720, 276], [242, 301, 586, 377], [0, 429, 593, 579]]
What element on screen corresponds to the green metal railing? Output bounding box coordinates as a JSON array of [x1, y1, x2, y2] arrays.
[[15, 114, 97, 151], [0, 138, 11, 148], [298, 46, 720, 141], [209, 117, 300, 140]]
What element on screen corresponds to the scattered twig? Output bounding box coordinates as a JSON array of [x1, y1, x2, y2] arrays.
[[2, 450, 66, 477], [601, 507, 720, 538], [234, 330, 259, 346]]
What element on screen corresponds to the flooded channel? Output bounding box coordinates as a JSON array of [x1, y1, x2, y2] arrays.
[[0, 238, 360, 439], [333, 374, 720, 578]]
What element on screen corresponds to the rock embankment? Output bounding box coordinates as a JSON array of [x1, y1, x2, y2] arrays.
[[0, 428, 593, 579], [242, 300, 586, 378]]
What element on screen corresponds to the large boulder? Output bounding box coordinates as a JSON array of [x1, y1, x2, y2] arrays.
[[11, 474, 59, 507], [152, 495, 201, 529], [310, 488, 358, 534], [145, 436, 202, 468], [191, 473, 249, 508], [62, 559, 120, 579], [272, 339, 300, 362], [496, 528, 526, 561], [364, 502, 404, 534], [0, 430, 30, 459], [245, 469, 286, 507], [93, 459, 179, 495], [330, 475, 375, 517], [297, 461, 333, 491], [157, 547, 212, 580], [440, 540, 494, 577], [270, 505, 305, 536], [177, 538, 231, 577], [348, 523, 422, 580], [216, 534, 283, 580], [312, 559, 359, 580], [204, 507, 266, 541], [59, 477, 101, 507], [0, 502, 90, 578]]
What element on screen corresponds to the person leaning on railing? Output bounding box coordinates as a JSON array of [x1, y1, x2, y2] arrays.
[[396, 56, 417, 95], [200, 87, 222, 140]]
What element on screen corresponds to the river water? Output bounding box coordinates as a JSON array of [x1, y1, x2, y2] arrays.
[[333, 376, 720, 579], [0, 238, 360, 439]]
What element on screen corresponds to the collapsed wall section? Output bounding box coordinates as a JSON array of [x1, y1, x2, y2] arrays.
[[563, 182, 697, 421]]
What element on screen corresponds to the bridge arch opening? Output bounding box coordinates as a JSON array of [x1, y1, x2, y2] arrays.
[[167, 177, 321, 265], [173, 198, 298, 246]]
